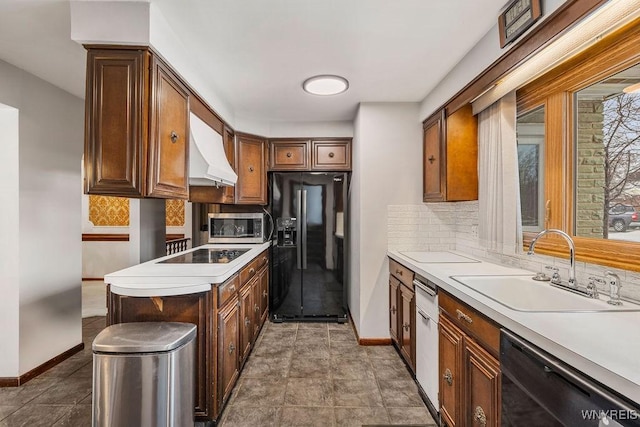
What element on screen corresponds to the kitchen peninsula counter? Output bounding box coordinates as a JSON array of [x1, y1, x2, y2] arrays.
[[105, 242, 271, 297], [388, 250, 640, 406]]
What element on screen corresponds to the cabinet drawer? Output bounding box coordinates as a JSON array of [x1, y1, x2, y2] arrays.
[[439, 291, 499, 356], [312, 140, 351, 170], [256, 250, 269, 271], [218, 274, 239, 308], [389, 259, 414, 289], [240, 259, 259, 286], [270, 140, 310, 170]]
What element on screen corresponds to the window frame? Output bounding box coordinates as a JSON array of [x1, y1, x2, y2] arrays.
[[517, 19, 640, 272]]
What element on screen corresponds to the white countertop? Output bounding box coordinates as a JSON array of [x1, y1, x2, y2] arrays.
[[388, 250, 640, 406], [105, 242, 271, 297]]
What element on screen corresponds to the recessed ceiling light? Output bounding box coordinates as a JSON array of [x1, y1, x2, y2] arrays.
[[302, 75, 349, 96], [623, 82, 640, 94]]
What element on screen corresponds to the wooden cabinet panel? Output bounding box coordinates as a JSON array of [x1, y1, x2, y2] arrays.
[[423, 111, 445, 202], [439, 291, 500, 356], [251, 276, 262, 341], [235, 134, 267, 204], [389, 276, 399, 345], [106, 289, 212, 418], [218, 274, 239, 308], [85, 49, 148, 197], [258, 264, 269, 324], [446, 105, 478, 202], [270, 140, 310, 170], [239, 283, 253, 365], [465, 338, 501, 427], [439, 314, 464, 427], [147, 58, 190, 198], [311, 140, 351, 170], [423, 105, 478, 202], [399, 283, 416, 371], [389, 258, 414, 288], [218, 296, 239, 405], [240, 258, 259, 287]]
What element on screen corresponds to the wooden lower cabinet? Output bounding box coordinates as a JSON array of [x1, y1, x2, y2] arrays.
[[218, 295, 240, 405], [439, 292, 501, 427], [389, 276, 399, 345], [464, 338, 500, 427], [439, 315, 464, 427], [399, 283, 416, 368], [388, 258, 416, 373], [106, 249, 270, 424]]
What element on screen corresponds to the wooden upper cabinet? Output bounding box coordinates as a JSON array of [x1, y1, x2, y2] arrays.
[[423, 104, 478, 202], [235, 133, 267, 205], [270, 139, 310, 170], [147, 58, 190, 198], [312, 140, 351, 170], [85, 49, 148, 197], [84, 48, 190, 199]]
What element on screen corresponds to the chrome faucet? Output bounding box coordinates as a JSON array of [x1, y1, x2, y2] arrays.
[[528, 229, 576, 288]]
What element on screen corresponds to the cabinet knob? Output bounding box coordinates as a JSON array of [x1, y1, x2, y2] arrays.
[[229, 285, 236, 292], [263, 290, 268, 298], [229, 342, 235, 354], [248, 166, 254, 172], [390, 306, 397, 315], [474, 406, 487, 427], [328, 152, 335, 158], [395, 269, 403, 276], [443, 368, 453, 386], [249, 268, 256, 275], [428, 155, 436, 164], [255, 304, 260, 312], [245, 317, 250, 327], [170, 131, 179, 143], [403, 322, 410, 331], [286, 152, 292, 158]]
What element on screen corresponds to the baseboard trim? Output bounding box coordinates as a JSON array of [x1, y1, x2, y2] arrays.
[[358, 337, 392, 346], [0, 343, 84, 387], [347, 309, 392, 346], [82, 278, 104, 281]]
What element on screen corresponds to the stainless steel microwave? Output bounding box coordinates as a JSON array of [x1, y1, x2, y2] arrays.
[[208, 213, 267, 244]]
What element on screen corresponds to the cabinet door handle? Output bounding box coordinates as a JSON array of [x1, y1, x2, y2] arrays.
[[255, 304, 259, 312], [428, 155, 436, 164], [229, 285, 236, 292], [403, 322, 410, 331], [390, 306, 397, 315], [456, 309, 473, 324], [245, 317, 250, 327], [262, 256, 267, 264], [249, 268, 256, 275], [170, 131, 179, 143], [474, 406, 487, 427], [328, 152, 335, 158], [395, 269, 403, 276], [286, 151, 292, 158], [443, 368, 453, 386], [229, 342, 235, 354], [263, 290, 268, 298]]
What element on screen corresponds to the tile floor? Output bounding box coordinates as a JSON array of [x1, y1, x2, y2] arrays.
[[0, 317, 437, 427]]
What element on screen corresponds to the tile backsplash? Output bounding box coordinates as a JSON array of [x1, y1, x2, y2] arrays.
[[388, 202, 640, 302]]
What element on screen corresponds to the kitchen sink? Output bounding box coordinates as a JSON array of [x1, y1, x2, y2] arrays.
[[450, 275, 640, 312]]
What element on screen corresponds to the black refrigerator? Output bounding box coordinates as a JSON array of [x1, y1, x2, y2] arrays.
[[269, 172, 349, 322]]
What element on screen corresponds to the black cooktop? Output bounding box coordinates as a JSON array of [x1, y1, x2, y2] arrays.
[[160, 248, 250, 264]]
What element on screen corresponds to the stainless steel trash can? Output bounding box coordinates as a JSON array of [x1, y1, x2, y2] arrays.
[[92, 322, 196, 427]]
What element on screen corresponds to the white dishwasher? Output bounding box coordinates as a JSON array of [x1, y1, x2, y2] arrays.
[[414, 275, 439, 413]]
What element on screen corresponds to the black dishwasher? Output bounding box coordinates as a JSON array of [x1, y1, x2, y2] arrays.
[[500, 329, 640, 427]]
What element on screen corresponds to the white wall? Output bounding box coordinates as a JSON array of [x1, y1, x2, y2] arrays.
[[419, 0, 565, 120], [0, 59, 84, 376], [350, 103, 422, 339], [0, 105, 20, 377]]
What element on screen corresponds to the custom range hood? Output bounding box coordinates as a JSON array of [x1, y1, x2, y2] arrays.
[[189, 112, 237, 187]]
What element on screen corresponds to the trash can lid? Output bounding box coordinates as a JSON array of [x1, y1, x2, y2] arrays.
[[92, 322, 197, 354]]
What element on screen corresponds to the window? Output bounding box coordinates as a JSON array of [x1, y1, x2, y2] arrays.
[[516, 23, 640, 271]]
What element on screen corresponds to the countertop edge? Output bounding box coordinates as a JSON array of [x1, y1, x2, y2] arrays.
[[387, 250, 640, 406]]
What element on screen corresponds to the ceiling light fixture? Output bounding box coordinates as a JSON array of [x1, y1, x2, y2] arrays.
[[623, 82, 640, 94], [302, 75, 349, 96]]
